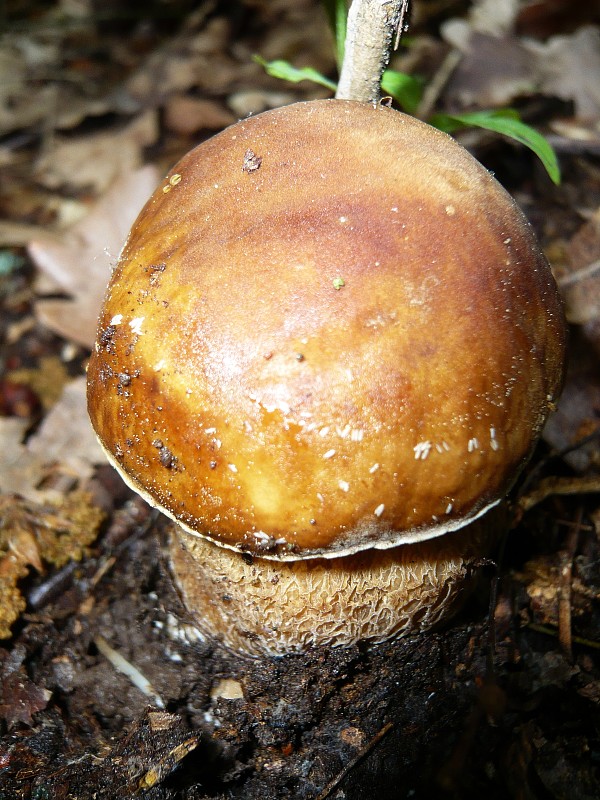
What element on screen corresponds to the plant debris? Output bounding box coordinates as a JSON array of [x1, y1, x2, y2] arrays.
[[1, 1, 599, 797], [0, 491, 104, 638]]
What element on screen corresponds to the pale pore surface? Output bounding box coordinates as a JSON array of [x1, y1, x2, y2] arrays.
[[169, 511, 500, 657]]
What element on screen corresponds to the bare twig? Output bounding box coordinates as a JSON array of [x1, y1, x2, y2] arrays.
[[336, 0, 410, 103], [557, 258, 600, 288], [517, 474, 600, 514], [315, 721, 394, 800], [527, 623, 600, 651], [416, 47, 462, 119], [95, 635, 165, 709], [557, 508, 583, 661], [516, 428, 600, 499]]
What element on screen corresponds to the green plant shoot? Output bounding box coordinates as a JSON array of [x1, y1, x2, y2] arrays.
[[255, 2, 560, 184]]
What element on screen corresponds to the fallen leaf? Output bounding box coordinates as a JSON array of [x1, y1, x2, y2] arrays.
[[28, 165, 159, 348], [227, 88, 298, 118], [442, 30, 536, 108], [27, 377, 107, 475], [524, 27, 600, 122], [558, 208, 600, 325], [0, 646, 52, 726], [124, 16, 235, 104], [516, 0, 600, 38], [164, 95, 235, 135], [0, 36, 59, 136], [442, 13, 600, 123], [0, 417, 35, 497], [0, 377, 107, 502], [441, 0, 536, 109], [468, 0, 520, 36], [0, 28, 115, 137], [34, 111, 158, 194], [542, 371, 600, 473]]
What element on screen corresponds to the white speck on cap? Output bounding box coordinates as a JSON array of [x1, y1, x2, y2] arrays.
[[129, 317, 145, 335]]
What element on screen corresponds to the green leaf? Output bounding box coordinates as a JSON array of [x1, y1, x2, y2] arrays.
[[254, 56, 337, 92], [430, 108, 520, 133], [381, 70, 424, 115], [430, 109, 561, 185], [322, 0, 347, 68]]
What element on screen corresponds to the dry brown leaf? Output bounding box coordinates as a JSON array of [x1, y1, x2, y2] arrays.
[[0, 27, 114, 137], [524, 27, 600, 122], [227, 89, 298, 118], [549, 119, 600, 151], [0, 221, 60, 249], [0, 417, 35, 497], [26, 377, 107, 476], [558, 208, 600, 325], [34, 112, 158, 194], [441, 0, 536, 109], [442, 30, 536, 107], [124, 16, 236, 103], [516, 0, 600, 38], [0, 35, 60, 136], [442, 11, 600, 122], [28, 165, 159, 348], [0, 646, 52, 725], [7, 356, 70, 411], [542, 371, 600, 474], [0, 377, 107, 502], [163, 95, 235, 135], [468, 0, 520, 36]]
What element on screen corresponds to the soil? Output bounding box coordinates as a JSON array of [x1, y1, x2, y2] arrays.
[[1, 2, 600, 798]]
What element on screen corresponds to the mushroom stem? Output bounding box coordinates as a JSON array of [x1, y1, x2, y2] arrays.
[[336, 0, 410, 103], [169, 508, 504, 658]]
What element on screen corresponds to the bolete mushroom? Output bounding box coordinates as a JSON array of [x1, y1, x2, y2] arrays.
[[87, 100, 566, 657]]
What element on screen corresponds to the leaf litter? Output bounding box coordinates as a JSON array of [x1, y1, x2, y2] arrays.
[[0, 1, 600, 797]]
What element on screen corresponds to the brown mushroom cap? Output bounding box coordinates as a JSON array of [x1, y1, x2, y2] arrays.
[[87, 99, 565, 560]]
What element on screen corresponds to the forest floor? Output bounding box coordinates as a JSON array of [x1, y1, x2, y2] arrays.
[[1, 1, 600, 798]]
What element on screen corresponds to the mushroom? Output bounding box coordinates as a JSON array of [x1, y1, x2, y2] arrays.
[[87, 100, 566, 657]]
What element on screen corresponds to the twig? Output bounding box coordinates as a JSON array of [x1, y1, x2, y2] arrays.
[[557, 507, 583, 661], [517, 474, 600, 514], [315, 720, 394, 800], [94, 635, 165, 709], [487, 551, 501, 661], [516, 428, 600, 499], [88, 555, 117, 589], [557, 258, 600, 288], [527, 623, 600, 651], [416, 47, 462, 119], [554, 518, 594, 532], [336, 0, 410, 103]]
